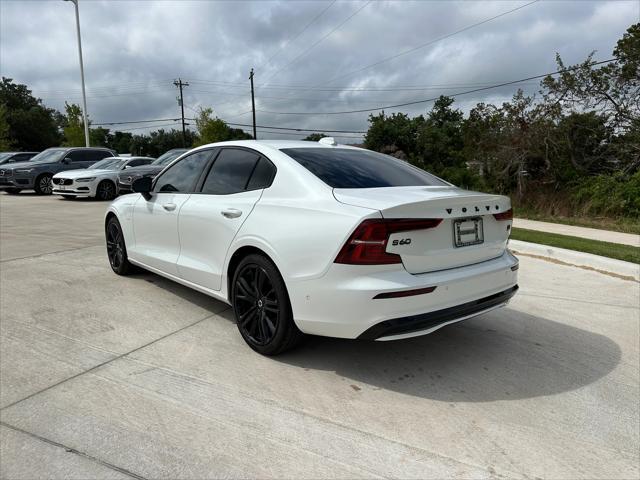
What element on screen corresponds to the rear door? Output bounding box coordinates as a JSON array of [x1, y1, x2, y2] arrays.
[[177, 148, 275, 290], [130, 149, 214, 275]]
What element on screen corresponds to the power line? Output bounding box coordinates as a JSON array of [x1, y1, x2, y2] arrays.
[[185, 119, 366, 134], [93, 118, 181, 126], [116, 122, 182, 132], [259, 0, 372, 88], [255, 0, 337, 74], [256, 59, 616, 115], [254, 0, 541, 110], [321, 0, 541, 87], [94, 117, 366, 134]]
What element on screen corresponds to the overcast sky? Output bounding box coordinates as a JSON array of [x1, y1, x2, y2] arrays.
[[1, 0, 637, 141]]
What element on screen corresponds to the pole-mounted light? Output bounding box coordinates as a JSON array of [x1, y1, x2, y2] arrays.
[[63, 0, 90, 147]]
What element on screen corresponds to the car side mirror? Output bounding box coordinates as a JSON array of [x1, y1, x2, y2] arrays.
[[62, 157, 71, 164], [132, 176, 153, 200]]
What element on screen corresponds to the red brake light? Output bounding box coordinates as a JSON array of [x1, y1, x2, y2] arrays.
[[493, 208, 513, 221], [335, 218, 442, 265]]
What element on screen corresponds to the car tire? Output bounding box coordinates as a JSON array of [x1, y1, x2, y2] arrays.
[[106, 216, 135, 276], [96, 180, 116, 201], [34, 174, 53, 195], [232, 254, 303, 355], [5, 188, 21, 194]]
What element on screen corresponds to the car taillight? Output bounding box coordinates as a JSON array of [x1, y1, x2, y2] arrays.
[[493, 208, 513, 221], [335, 218, 442, 265]]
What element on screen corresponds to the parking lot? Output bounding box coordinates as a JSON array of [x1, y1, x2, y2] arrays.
[[0, 193, 638, 479]]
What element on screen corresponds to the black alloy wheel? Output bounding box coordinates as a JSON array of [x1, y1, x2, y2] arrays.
[[232, 254, 302, 355], [35, 174, 53, 195], [106, 217, 133, 275], [97, 180, 116, 201]]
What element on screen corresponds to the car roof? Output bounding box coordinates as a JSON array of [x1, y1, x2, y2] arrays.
[[192, 139, 360, 151]]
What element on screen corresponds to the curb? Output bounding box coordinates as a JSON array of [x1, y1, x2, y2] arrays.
[[508, 239, 639, 282]]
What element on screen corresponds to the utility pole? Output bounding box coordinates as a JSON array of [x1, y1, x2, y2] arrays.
[[64, 0, 90, 147], [249, 69, 257, 139], [174, 78, 189, 147]]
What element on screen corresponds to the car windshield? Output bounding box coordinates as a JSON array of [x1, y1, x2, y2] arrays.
[[281, 148, 449, 189], [90, 158, 126, 170], [152, 149, 188, 166], [29, 148, 68, 164]]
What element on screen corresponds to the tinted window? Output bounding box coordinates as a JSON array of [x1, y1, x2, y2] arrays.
[[127, 158, 151, 167], [155, 150, 211, 193], [12, 154, 33, 162], [281, 148, 448, 189], [88, 150, 112, 162], [246, 158, 276, 190], [153, 149, 188, 166], [67, 150, 88, 162], [201, 149, 259, 195]]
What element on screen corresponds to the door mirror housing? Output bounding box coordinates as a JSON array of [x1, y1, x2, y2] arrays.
[[133, 176, 153, 200], [62, 157, 71, 164]]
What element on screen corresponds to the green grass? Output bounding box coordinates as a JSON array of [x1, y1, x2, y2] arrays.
[[510, 228, 640, 264], [511, 204, 640, 235]]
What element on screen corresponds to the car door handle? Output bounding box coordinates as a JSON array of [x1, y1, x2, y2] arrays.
[[221, 208, 242, 219], [162, 203, 177, 211]]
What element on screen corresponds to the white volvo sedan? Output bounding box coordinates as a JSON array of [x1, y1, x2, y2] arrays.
[[105, 139, 518, 355], [53, 156, 155, 200]]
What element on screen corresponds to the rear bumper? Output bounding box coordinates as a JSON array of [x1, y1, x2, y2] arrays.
[[288, 250, 519, 339], [358, 285, 518, 340]]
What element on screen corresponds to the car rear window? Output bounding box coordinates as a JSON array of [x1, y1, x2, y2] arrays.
[[280, 148, 448, 188]]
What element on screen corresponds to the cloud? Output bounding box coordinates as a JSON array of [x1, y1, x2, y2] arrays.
[[0, 0, 636, 141]]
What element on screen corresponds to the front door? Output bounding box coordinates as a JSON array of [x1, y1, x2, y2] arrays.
[[131, 149, 213, 275]]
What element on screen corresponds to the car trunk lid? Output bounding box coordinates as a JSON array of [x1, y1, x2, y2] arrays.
[[333, 186, 513, 273]]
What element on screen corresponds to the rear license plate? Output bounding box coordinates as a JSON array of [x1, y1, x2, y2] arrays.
[[453, 217, 484, 247]]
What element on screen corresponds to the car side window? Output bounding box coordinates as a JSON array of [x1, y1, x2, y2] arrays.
[[200, 149, 260, 195], [92, 150, 112, 161], [246, 157, 276, 190], [67, 150, 87, 162], [127, 159, 147, 167], [154, 150, 211, 193], [12, 154, 30, 162]]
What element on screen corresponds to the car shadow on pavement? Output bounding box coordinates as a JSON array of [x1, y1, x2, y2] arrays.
[[129, 270, 231, 315], [276, 308, 621, 402]]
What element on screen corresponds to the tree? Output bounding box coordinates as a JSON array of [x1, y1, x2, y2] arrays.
[[416, 96, 465, 171], [542, 23, 639, 132], [0, 103, 11, 150], [0, 77, 62, 150], [194, 107, 252, 146], [303, 133, 327, 141], [62, 102, 86, 147], [364, 112, 423, 160]]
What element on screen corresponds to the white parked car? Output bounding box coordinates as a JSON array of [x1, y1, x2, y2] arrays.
[[105, 139, 518, 355], [53, 156, 155, 200]]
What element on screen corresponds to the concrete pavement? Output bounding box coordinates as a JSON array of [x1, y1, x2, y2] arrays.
[[513, 218, 640, 247], [1, 193, 639, 479]]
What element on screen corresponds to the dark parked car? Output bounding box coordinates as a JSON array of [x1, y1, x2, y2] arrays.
[[0, 147, 115, 195], [117, 148, 188, 193], [0, 152, 39, 165]]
